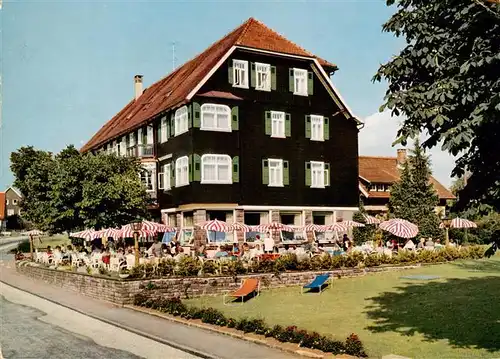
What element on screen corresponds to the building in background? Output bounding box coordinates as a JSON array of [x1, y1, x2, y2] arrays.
[[81, 18, 361, 245], [358, 149, 455, 215], [0, 191, 5, 231]]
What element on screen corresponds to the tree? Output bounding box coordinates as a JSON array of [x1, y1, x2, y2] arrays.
[[352, 200, 376, 245], [373, 0, 500, 212], [10, 146, 150, 234], [388, 140, 443, 239]]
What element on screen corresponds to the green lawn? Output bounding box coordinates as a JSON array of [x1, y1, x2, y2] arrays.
[[186, 255, 500, 359]]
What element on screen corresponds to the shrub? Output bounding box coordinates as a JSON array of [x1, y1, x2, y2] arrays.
[[158, 259, 176, 276], [344, 252, 364, 267], [330, 255, 344, 269], [225, 260, 247, 276], [296, 256, 311, 271], [345, 333, 367, 357], [274, 253, 299, 271], [363, 253, 381, 267], [235, 318, 268, 334], [198, 307, 228, 326], [176, 256, 201, 277], [201, 260, 218, 275]]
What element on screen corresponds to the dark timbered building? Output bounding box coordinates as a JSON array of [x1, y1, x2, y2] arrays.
[[82, 18, 361, 244]]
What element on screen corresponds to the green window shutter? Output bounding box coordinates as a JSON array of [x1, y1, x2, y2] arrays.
[[308, 71, 314, 95], [170, 113, 175, 137], [232, 156, 239, 183], [289, 68, 294, 92], [283, 160, 290, 185], [166, 117, 171, 139], [305, 115, 311, 139], [193, 102, 201, 128], [324, 117, 329, 140], [188, 104, 193, 129], [228, 61, 233, 84], [305, 162, 311, 186], [265, 111, 272, 135], [285, 113, 291, 137], [171, 162, 175, 188], [189, 154, 193, 181], [271, 66, 277, 91], [250, 62, 256, 88], [231, 106, 239, 131], [193, 154, 201, 182], [262, 159, 269, 185], [324, 163, 330, 186]]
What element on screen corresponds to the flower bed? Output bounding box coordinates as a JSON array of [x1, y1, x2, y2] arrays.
[[133, 294, 367, 357]]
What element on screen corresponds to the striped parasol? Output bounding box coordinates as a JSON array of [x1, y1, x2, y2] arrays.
[[22, 229, 44, 236], [439, 217, 477, 229], [95, 228, 122, 239], [255, 222, 295, 233], [338, 220, 365, 228], [324, 222, 349, 232], [363, 214, 381, 225], [120, 227, 156, 238], [231, 222, 253, 232], [380, 219, 419, 238], [70, 229, 100, 240], [198, 219, 233, 232], [303, 224, 327, 232]]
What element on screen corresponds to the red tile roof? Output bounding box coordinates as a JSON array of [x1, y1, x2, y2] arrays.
[[81, 18, 337, 153], [359, 156, 455, 200], [0, 192, 5, 220]]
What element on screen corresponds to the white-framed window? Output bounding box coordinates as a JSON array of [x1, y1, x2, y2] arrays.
[[175, 156, 189, 187], [7, 209, 14, 216], [160, 117, 168, 143], [311, 115, 324, 141], [256, 62, 271, 91], [201, 104, 231, 132], [268, 159, 283, 187], [158, 164, 171, 190], [201, 154, 232, 184], [293, 68, 308, 96], [271, 111, 285, 138], [233, 60, 249, 88], [140, 169, 154, 192], [6, 199, 9, 205], [174, 106, 189, 136], [311, 161, 325, 188], [13, 199, 18, 205]]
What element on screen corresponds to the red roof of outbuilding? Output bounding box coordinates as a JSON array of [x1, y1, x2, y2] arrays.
[[359, 156, 455, 200], [0, 192, 5, 220], [81, 18, 337, 153]]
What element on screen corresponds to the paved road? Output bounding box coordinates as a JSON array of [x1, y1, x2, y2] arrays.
[[0, 284, 199, 359]]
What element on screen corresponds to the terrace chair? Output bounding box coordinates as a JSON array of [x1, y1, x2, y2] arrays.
[[223, 278, 260, 305], [301, 274, 331, 295]]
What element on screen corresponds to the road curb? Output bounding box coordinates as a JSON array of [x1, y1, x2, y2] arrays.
[[0, 281, 217, 359]]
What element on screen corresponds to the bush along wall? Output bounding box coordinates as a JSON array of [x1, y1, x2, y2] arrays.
[[133, 294, 367, 357], [127, 245, 486, 279]]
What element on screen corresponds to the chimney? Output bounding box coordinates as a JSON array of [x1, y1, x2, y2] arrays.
[[396, 149, 407, 167], [134, 75, 143, 100]]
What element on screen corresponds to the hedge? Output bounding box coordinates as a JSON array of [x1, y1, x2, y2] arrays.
[[133, 294, 367, 357], [127, 245, 485, 279]]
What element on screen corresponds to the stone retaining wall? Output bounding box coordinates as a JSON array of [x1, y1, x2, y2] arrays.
[[15, 262, 421, 305]]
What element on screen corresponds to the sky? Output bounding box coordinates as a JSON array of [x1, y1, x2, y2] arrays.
[[0, 0, 456, 191]]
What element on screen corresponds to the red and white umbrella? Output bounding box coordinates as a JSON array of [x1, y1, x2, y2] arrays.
[[303, 224, 327, 232], [231, 222, 253, 232], [439, 218, 477, 229], [70, 229, 100, 240], [380, 219, 419, 238], [255, 222, 295, 233], [120, 227, 156, 238], [363, 215, 381, 225], [338, 220, 365, 228], [22, 229, 44, 236], [95, 228, 122, 239], [198, 219, 233, 232], [324, 222, 349, 232]]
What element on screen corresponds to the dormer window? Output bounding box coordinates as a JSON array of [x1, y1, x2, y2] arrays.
[[232, 60, 248, 89]]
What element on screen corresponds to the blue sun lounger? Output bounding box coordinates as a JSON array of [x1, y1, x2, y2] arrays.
[[301, 274, 331, 294]]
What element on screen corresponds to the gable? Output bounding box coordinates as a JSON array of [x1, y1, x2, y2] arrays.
[[81, 18, 353, 153]]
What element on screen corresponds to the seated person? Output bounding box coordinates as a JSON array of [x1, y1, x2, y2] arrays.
[[215, 245, 229, 258]]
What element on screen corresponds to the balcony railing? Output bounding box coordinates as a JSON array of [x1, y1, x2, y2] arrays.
[[126, 144, 154, 157]]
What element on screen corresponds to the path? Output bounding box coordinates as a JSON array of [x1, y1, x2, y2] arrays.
[[0, 258, 298, 359]]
